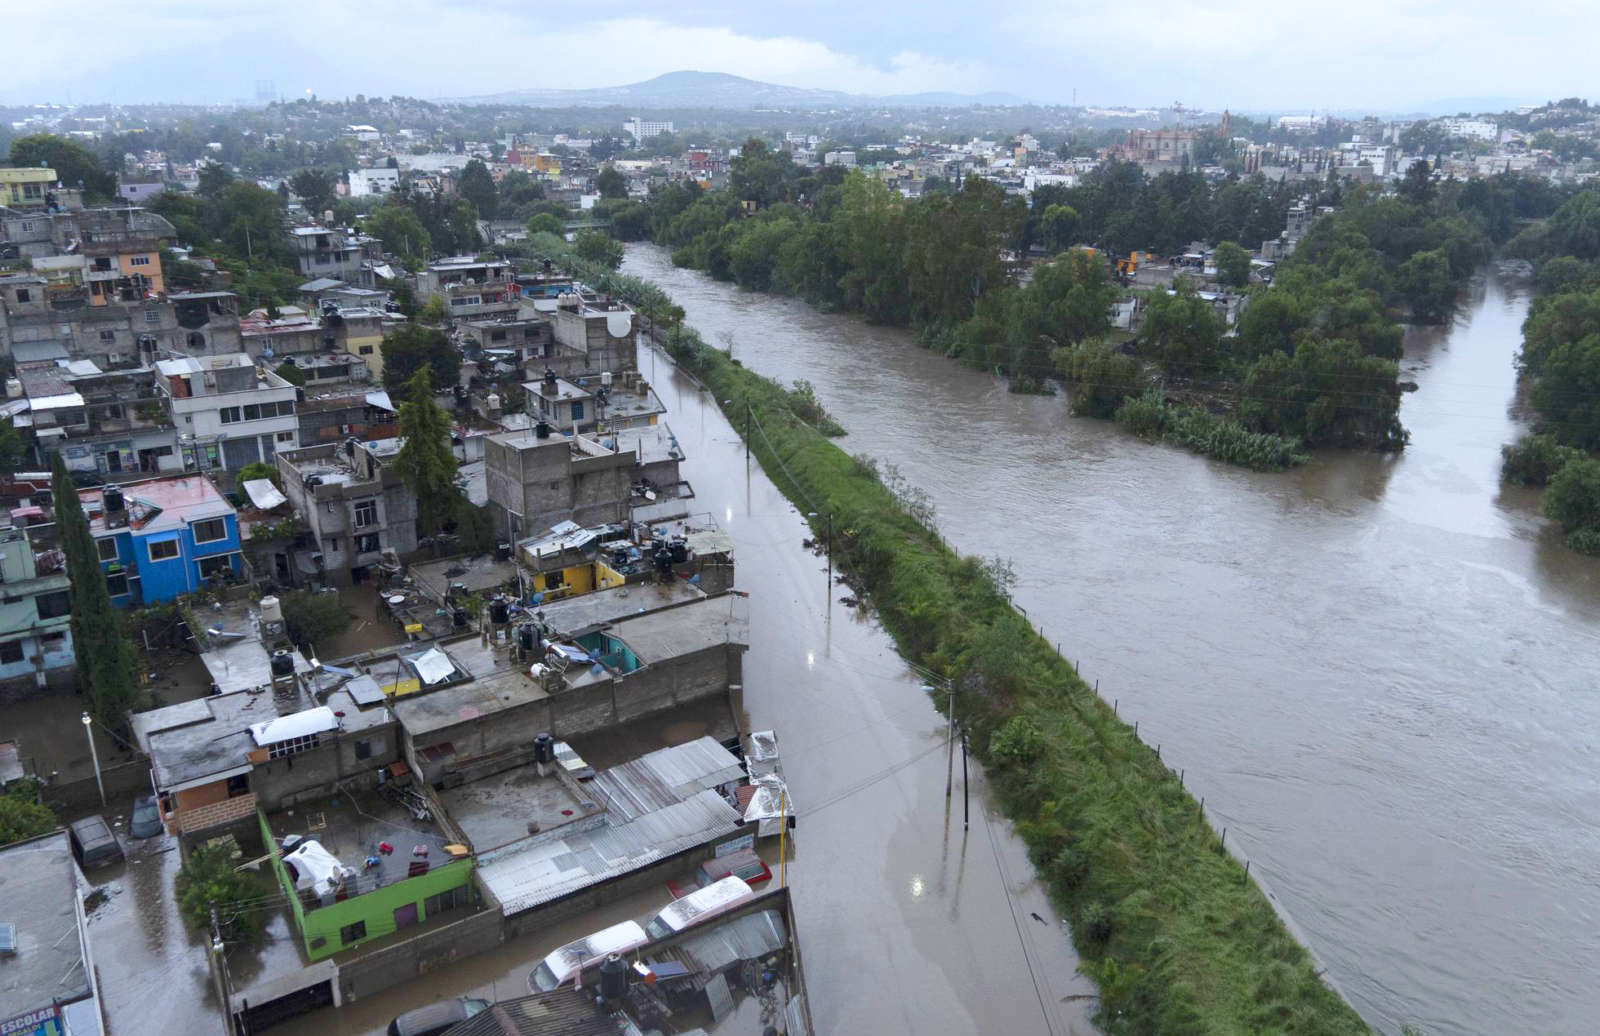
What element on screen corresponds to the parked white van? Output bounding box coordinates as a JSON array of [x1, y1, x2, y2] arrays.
[[642, 876, 754, 940], [528, 920, 648, 992]]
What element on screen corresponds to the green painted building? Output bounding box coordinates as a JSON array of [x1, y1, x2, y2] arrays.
[[259, 809, 475, 961]]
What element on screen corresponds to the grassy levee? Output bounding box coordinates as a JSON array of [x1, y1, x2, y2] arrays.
[[550, 258, 1371, 1034]]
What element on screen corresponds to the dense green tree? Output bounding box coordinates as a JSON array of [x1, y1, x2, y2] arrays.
[[595, 166, 627, 200], [273, 360, 306, 386], [364, 201, 430, 262], [1235, 291, 1306, 361], [392, 368, 461, 543], [176, 843, 268, 939], [456, 158, 497, 219], [1544, 190, 1600, 260], [1544, 457, 1600, 551], [526, 212, 564, 237], [1397, 248, 1457, 323], [196, 162, 234, 201], [280, 590, 353, 649], [608, 202, 652, 241], [1213, 241, 1252, 289], [1396, 160, 1436, 207], [381, 323, 459, 389], [289, 168, 338, 217], [1141, 284, 1225, 378], [573, 230, 624, 270], [52, 454, 139, 730], [1530, 333, 1600, 448], [9, 134, 117, 200], [235, 461, 281, 488], [1057, 340, 1145, 417], [1038, 204, 1079, 253], [0, 782, 56, 847], [729, 138, 795, 208], [1241, 339, 1404, 448]]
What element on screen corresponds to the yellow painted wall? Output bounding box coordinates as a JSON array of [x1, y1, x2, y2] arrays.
[[349, 331, 384, 380], [0, 167, 56, 207], [119, 251, 165, 294]]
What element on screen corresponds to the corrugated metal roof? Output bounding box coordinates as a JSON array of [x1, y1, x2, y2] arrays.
[[676, 908, 787, 974], [479, 789, 741, 916], [587, 736, 743, 822], [445, 989, 620, 1036]]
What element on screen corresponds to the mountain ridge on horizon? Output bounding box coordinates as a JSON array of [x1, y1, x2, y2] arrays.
[[441, 69, 1033, 109]]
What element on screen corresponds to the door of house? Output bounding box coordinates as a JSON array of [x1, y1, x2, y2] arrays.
[[393, 902, 418, 931]]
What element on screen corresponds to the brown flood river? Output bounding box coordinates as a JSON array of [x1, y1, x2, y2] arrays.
[[624, 245, 1600, 1036]]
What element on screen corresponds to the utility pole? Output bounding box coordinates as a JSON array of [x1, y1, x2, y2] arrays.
[[80, 713, 104, 806], [944, 679, 957, 798], [208, 903, 233, 1034], [961, 729, 970, 831], [744, 402, 751, 462]]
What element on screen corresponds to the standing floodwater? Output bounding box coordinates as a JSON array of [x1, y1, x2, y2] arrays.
[[625, 246, 1600, 1036]]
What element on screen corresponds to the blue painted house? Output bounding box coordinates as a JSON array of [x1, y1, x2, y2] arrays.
[[83, 476, 243, 606]]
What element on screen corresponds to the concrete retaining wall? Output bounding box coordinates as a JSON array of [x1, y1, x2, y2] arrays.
[[337, 907, 503, 1003], [42, 760, 150, 814]]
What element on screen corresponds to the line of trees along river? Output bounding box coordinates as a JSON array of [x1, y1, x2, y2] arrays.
[[623, 241, 1600, 1036], [633, 145, 1574, 468]]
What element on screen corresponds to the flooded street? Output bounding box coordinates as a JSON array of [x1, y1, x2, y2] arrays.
[[625, 245, 1600, 1036]]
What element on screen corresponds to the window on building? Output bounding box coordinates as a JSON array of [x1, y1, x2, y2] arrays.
[[148, 539, 179, 562], [354, 738, 375, 761], [355, 533, 379, 554], [268, 732, 321, 760], [14, 289, 29, 303], [0, 642, 22, 665], [424, 886, 469, 917], [99, 330, 116, 343], [276, 431, 295, 443], [106, 572, 129, 597], [36, 592, 69, 619], [358, 345, 373, 355], [490, 330, 506, 343], [41, 632, 65, 652], [339, 920, 366, 945], [197, 554, 233, 580], [219, 406, 241, 424], [144, 310, 159, 323], [570, 402, 584, 421], [128, 255, 152, 267], [192, 518, 227, 544], [243, 404, 261, 421], [96, 538, 118, 562], [353, 499, 377, 527]]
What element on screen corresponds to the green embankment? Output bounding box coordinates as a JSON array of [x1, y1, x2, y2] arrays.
[[543, 255, 1371, 1033]]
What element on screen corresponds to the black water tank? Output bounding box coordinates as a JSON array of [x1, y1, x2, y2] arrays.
[[518, 624, 536, 653], [452, 607, 469, 629], [270, 649, 294, 677], [534, 420, 551, 440], [488, 597, 510, 624], [496, 541, 512, 561], [102, 485, 124, 514], [534, 732, 555, 764], [597, 953, 628, 1000]]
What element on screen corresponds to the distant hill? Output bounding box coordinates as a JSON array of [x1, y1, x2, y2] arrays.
[[446, 70, 1030, 109]]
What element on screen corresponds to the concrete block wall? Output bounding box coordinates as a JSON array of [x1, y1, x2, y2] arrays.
[[337, 907, 503, 1003]]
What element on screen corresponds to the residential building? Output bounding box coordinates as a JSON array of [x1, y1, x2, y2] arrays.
[[824, 150, 857, 168], [291, 226, 380, 288], [1441, 117, 1499, 142], [483, 425, 637, 539], [524, 369, 663, 434], [29, 360, 180, 477], [0, 517, 72, 698], [81, 475, 244, 604], [346, 167, 400, 197], [344, 125, 382, 143], [415, 257, 518, 320], [518, 287, 637, 377], [0, 833, 104, 1036], [274, 439, 419, 583], [295, 386, 397, 448], [117, 180, 164, 204], [156, 353, 299, 470], [624, 117, 674, 141], [0, 166, 58, 210]]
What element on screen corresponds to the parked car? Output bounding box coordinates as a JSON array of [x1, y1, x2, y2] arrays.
[[386, 996, 490, 1036], [128, 794, 163, 839], [528, 920, 648, 992], [642, 875, 754, 940], [67, 815, 124, 870]]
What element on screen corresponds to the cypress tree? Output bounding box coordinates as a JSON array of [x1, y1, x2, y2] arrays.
[[51, 455, 138, 730], [392, 367, 462, 544]]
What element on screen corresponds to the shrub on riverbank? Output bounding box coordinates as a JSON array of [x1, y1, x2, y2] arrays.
[[636, 310, 1366, 1033], [1114, 390, 1309, 471]]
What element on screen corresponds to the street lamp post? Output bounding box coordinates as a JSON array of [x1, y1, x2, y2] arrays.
[[81, 713, 105, 806]]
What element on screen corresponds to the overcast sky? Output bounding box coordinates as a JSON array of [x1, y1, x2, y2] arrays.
[[4, 0, 1583, 111]]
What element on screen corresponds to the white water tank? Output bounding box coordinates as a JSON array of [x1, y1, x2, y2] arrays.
[[259, 595, 283, 625], [600, 371, 613, 387], [4, 378, 20, 399], [486, 392, 501, 411]]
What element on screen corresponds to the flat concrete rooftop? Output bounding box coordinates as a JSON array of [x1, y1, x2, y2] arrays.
[[535, 579, 703, 637], [390, 664, 549, 738], [436, 765, 593, 853], [411, 553, 520, 599], [268, 787, 455, 899], [0, 833, 90, 1022]]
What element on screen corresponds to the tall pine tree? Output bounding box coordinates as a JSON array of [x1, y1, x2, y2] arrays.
[[391, 367, 461, 545], [52, 455, 138, 730]]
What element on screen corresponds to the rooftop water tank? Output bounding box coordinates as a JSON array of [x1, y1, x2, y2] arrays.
[[259, 595, 283, 625]]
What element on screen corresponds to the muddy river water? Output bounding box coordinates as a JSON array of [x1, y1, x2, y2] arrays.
[[625, 246, 1600, 1036]]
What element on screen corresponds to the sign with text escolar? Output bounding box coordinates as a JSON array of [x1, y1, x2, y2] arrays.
[[0, 1005, 62, 1036]]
